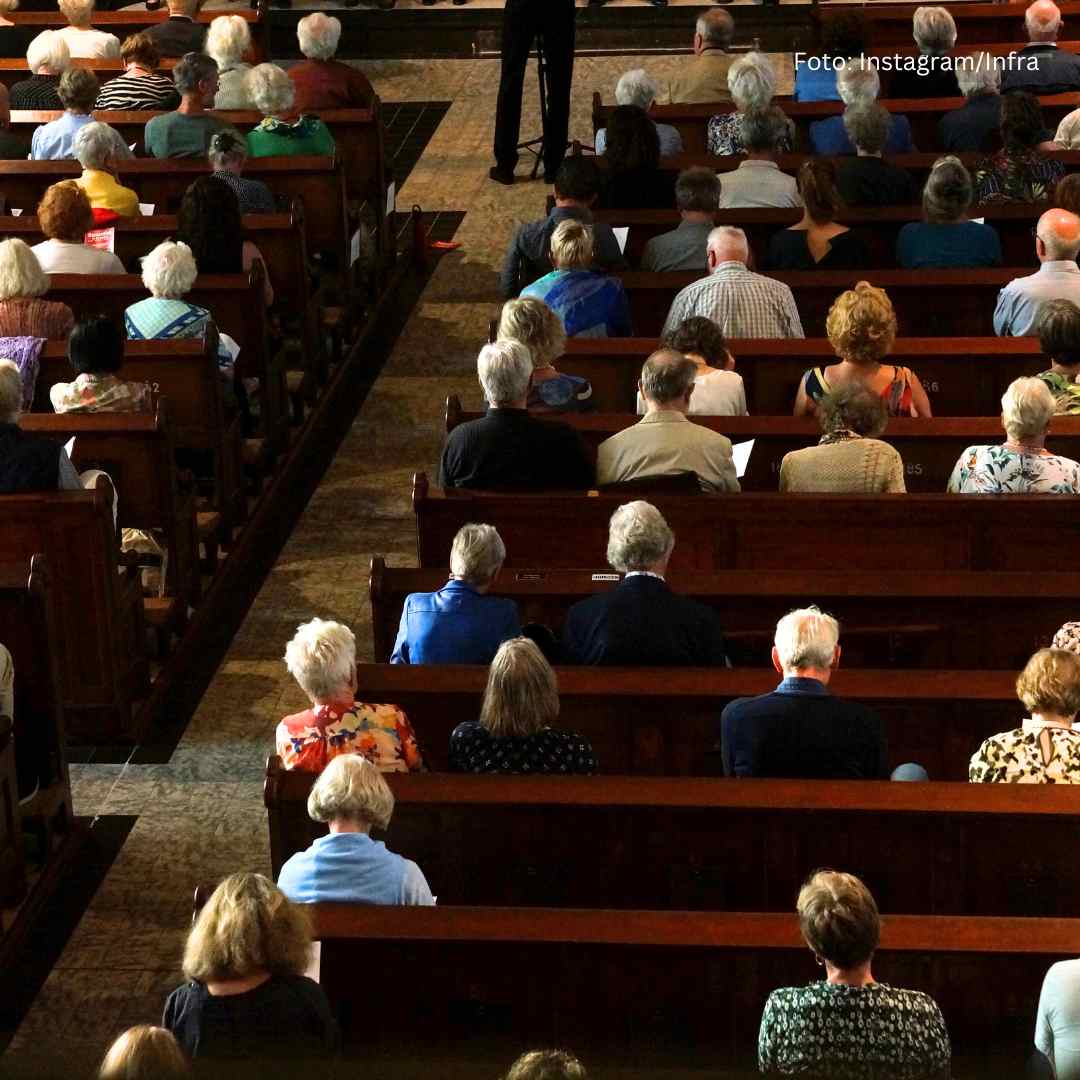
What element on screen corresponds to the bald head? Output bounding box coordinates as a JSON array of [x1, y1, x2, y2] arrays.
[[1037, 208, 1080, 260], [707, 225, 749, 270], [696, 9, 734, 51], [1026, 0, 1062, 41], [639, 348, 697, 410]]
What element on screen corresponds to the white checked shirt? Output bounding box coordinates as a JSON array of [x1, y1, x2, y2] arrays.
[[661, 261, 805, 340]]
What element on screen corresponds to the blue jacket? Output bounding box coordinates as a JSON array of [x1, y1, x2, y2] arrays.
[[809, 114, 914, 156], [390, 579, 520, 665]]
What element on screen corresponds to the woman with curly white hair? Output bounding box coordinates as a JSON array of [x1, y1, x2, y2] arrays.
[[277, 753, 434, 905], [707, 52, 794, 157], [124, 240, 216, 349], [10, 30, 69, 110], [245, 62, 335, 158], [31, 0, 118, 60], [594, 69, 683, 158], [74, 120, 139, 218], [204, 15, 253, 110], [289, 12, 374, 113], [0, 238, 74, 339], [948, 376, 1080, 493]]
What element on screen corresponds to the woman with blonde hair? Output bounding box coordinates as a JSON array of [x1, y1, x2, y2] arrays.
[[449, 637, 597, 774], [498, 296, 593, 412], [970, 649, 1080, 781], [277, 753, 434, 905], [0, 237, 75, 338], [98, 1026, 189, 1079], [205, 15, 253, 110], [794, 281, 932, 418], [162, 872, 338, 1061]]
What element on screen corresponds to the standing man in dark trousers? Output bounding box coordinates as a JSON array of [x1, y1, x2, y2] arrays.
[[490, 0, 576, 186]]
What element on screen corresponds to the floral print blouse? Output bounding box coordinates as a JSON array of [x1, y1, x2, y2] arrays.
[[50, 372, 151, 414], [973, 149, 1065, 205], [969, 719, 1080, 783], [707, 111, 794, 157], [1038, 370, 1080, 416], [758, 981, 951, 1079], [947, 444, 1080, 494], [276, 697, 424, 774], [448, 721, 597, 775]]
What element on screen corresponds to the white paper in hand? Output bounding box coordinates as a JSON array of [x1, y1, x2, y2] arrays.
[[218, 333, 241, 363], [63, 436, 75, 460], [385, 180, 396, 219], [9, 209, 21, 217], [613, 227, 629, 254], [139, 203, 155, 217], [732, 439, 754, 479]]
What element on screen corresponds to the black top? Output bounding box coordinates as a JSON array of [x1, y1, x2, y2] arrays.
[[562, 575, 728, 667], [0, 130, 28, 159], [720, 677, 888, 779], [500, 205, 627, 298], [146, 15, 207, 58], [598, 166, 677, 211], [9, 75, 61, 110], [888, 55, 960, 99], [764, 228, 868, 272], [449, 721, 598, 774], [1002, 43, 1080, 95], [938, 92, 1002, 153], [0, 423, 61, 493], [162, 976, 338, 1064], [835, 156, 917, 207], [439, 408, 594, 491]]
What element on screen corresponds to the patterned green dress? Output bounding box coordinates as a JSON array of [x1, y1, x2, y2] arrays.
[[946, 444, 1080, 494]]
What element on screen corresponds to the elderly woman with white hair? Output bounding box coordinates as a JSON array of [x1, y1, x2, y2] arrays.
[[0, 238, 75, 339], [246, 63, 335, 159], [499, 296, 594, 413], [594, 69, 683, 158], [948, 376, 1080, 493], [10, 31, 69, 110], [31, 0, 118, 60], [289, 12, 374, 113], [277, 754, 433, 905], [391, 523, 520, 665], [707, 52, 794, 156], [809, 57, 915, 155], [940, 51, 1004, 152], [74, 120, 139, 218], [520, 219, 631, 339], [889, 6, 959, 98], [204, 15, 253, 110], [562, 500, 729, 667], [449, 637, 597, 774], [278, 617, 423, 774]]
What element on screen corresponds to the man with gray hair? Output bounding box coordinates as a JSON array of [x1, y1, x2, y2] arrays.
[[145, 0, 205, 58], [995, 208, 1080, 336], [940, 51, 1005, 152], [809, 58, 914, 156], [594, 69, 683, 158], [720, 606, 888, 779], [562, 500, 727, 666], [596, 349, 740, 492], [717, 107, 801, 210], [641, 167, 720, 273], [145, 52, 236, 158], [1003, 0, 1080, 94], [439, 340, 592, 491], [889, 6, 960, 98], [661, 227, 804, 339], [659, 10, 735, 105], [391, 523, 521, 665]]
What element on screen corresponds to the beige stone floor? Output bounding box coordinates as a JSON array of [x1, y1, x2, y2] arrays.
[[2, 54, 792, 1074]]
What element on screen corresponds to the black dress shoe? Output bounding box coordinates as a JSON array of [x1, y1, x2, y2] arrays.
[[489, 165, 515, 185]]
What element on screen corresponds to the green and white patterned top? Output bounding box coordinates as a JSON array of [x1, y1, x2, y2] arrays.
[[946, 443, 1080, 494]]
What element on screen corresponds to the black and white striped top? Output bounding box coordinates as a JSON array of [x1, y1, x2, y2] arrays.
[[94, 71, 180, 113]]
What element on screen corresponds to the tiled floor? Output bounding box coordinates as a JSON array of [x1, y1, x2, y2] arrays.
[[1, 52, 791, 1074]]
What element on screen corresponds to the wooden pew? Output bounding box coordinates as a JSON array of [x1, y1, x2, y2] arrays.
[[32, 335, 245, 539], [306, 904, 1080, 1068], [555, 337, 1046, 416], [350, 661, 1019, 780], [412, 473, 1080, 575], [0, 57, 176, 91], [44, 268, 287, 454], [593, 90, 1080, 155], [0, 157, 349, 269], [368, 559, 1076, 670], [446, 400, 1080, 493], [21, 403, 202, 635], [615, 267, 1018, 337], [0, 484, 148, 743], [265, 763, 1080, 916], [592, 205, 1041, 269]]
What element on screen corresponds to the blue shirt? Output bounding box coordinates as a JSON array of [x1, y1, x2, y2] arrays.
[[277, 831, 434, 905], [521, 269, 632, 339], [31, 111, 92, 161], [390, 578, 520, 664], [896, 221, 1003, 269], [774, 675, 830, 696], [809, 114, 914, 156], [794, 62, 841, 102]]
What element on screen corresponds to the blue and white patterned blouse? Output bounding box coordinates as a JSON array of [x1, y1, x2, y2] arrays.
[[947, 444, 1080, 494]]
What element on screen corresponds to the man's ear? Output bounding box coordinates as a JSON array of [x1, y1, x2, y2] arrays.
[[771, 646, 783, 675], [831, 645, 842, 670]]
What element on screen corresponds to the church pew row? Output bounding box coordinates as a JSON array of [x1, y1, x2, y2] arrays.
[[446, 399, 1080, 493], [591, 205, 1041, 270], [368, 559, 1075, 671], [0, 485, 147, 742], [21, 404, 202, 639], [555, 337, 1045, 416], [0, 57, 176, 90], [412, 473, 1080, 574], [614, 267, 1016, 337], [352, 662, 1018, 780], [45, 268, 287, 454], [31, 335, 245, 539], [593, 91, 1080, 155], [266, 763, 1080, 916], [0, 157, 349, 271], [305, 904, 1080, 1068]]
